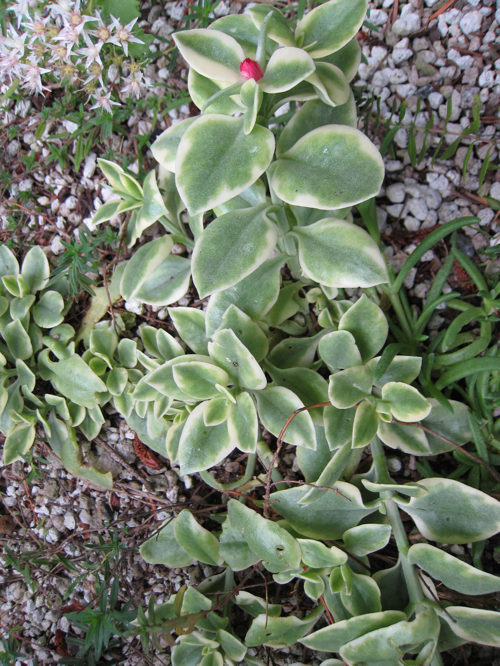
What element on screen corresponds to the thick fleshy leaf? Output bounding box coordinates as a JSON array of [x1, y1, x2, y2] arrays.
[[228, 391, 258, 453], [265, 363, 329, 421], [328, 365, 373, 409], [338, 568, 382, 616], [248, 5, 295, 46], [171, 635, 214, 666], [121, 236, 174, 301], [140, 519, 196, 567], [216, 630, 246, 662], [0, 245, 18, 277], [270, 482, 377, 540], [132, 255, 191, 306], [4, 423, 35, 464], [145, 354, 211, 400], [273, 126, 384, 210], [32, 291, 64, 328], [277, 96, 357, 157], [408, 543, 500, 595], [289, 219, 388, 288], [4, 319, 33, 360], [368, 355, 422, 388], [217, 305, 268, 362], [297, 425, 332, 483], [299, 442, 353, 506], [382, 382, 431, 422], [209, 14, 261, 58], [255, 386, 316, 449], [21, 246, 49, 293], [339, 607, 439, 664], [192, 204, 277, 298], [319, 330, 361, 371], [342, 524, 392, 557], [209, 328, 266, 390], [228, 499, 302, 571], [352, 400, 379, 448], [241, 78, 263, 134], [393, 478, 500, 544], [377, 419, 431, 455], [295, 0, 368, 58], [168, 307, 208, 355], [306, 62, 350, 107], [129, 172, 168, 245], [259, 47, 315, 93], [441, 607, 500, 647], [151, 117, 198, 172], [319, 38, 362, 82], [235, 591, 281, 618], [203, 397, 230, 426], [38, 350, 107, 409], [246, 605, 323, 648], [220, 515, 261, 571], [106, 367, 128, 396], [188, 69, 243, 115], [178, 402, 233, 474], [421, 398, 472, 455], [213, 179, 267, 217], [266, 330, 325, 370], [324, 405, 355, 450], [298, 539, 347, 568], [176, 115, 274, 215], [174, 509, 224, 566], [205, 256, 285, 337], [339, 295, 388, 362], [173, 361, 229, 400], [10, 294, 35, 320], [173, 28, 244, 83], [300, 611, 406, 652]]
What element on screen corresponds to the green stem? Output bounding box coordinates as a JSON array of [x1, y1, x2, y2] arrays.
[[369, 443, 445, 666]]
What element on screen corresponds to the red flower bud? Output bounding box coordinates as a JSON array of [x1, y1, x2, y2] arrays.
[[240, 58, 264, 81]]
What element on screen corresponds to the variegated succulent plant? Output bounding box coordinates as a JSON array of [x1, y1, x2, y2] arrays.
[[3, 0, 500, 664]]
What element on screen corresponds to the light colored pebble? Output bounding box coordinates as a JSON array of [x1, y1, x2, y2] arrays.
[[420, 250, 435, 262], [404, 216, 421, 232], [403, 267, 417, 289], [386, 183, 406, 203], [459, 10, 482, 35]]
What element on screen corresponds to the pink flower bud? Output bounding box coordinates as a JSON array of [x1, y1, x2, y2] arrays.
[[240, 58, 264, 81]]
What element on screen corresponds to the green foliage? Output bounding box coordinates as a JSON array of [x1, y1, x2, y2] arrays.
[[4, 2, 500, 665]]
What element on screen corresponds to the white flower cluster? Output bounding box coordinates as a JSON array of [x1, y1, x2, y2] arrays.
[[0, 0, 151, 111]]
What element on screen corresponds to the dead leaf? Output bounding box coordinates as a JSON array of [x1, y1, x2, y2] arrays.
[[0, 515, 13, 535], [134, 433, 162, 470], [54, 630, 70, 657]]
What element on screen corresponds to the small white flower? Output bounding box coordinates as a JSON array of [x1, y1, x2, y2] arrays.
[[84, 62, 105, 87], [90, 89, 120, 113], [121, 71, 144, 99], [1, 25, 29, 57], [78, 31, 103, 67], [108, 16, 143, 56], [7, 0, 30, 28], [49, 41, 70, 61], [53, 24, 81, 55], [0, 51, 23, 82], [20, 56, 51, 95], [23, 13, 52, 43], [89, 13, 113, 46]]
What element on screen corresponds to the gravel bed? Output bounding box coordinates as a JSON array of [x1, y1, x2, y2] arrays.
[[1, 0, 500, 663]]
